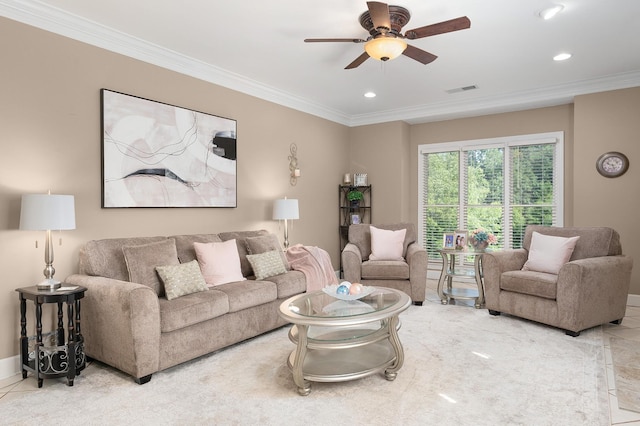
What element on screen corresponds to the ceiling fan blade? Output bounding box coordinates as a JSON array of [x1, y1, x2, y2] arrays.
[[304, 38, 366, 43], [345, 52, 370, 69], [402, 44, 438, 65], [367, 1, 391, 30], [405, 16, 471, 40]]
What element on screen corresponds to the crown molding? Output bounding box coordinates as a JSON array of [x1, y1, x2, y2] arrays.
[[2, 1, 640, 128], [349, 69, 640, 126]]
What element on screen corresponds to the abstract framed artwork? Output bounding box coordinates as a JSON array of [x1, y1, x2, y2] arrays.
[[101, 89, 237, 208]]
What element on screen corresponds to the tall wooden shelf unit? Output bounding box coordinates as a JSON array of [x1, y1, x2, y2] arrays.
[[339, 185, 372, 275]]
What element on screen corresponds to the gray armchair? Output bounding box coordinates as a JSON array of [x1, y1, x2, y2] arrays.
[[482, 225, 633, 336], [341, 223, 427, 305]]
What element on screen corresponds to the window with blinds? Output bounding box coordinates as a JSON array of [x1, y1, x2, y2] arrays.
[[418, 132, 563, 260]]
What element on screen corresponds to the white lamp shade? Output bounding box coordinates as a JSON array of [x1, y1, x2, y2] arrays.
[[272, 198, 299, 220], [20, 194, 76, 231]]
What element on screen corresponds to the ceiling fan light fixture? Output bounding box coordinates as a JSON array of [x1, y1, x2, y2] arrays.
[[364, 37, 407, 61]]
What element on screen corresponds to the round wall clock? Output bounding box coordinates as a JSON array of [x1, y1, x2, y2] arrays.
[[596, 151, 629, 178]]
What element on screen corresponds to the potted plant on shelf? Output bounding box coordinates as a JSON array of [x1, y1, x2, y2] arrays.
[[347, 189, 364, 208]]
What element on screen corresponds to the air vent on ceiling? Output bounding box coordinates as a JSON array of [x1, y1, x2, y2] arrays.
[[446, 85, 478, 94]]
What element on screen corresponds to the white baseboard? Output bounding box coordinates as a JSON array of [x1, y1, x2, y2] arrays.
[[627, 293, 640, 307], [0, 355, 20, 381]]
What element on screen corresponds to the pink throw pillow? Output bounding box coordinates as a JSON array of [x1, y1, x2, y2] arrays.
[[194, 239, 246, 286], [522, 231, 580, 275], [369, 226, 406, 261]]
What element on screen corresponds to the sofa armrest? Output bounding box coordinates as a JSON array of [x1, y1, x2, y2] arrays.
[[406, 242, 427, 302], [65, 274, 161, 380], [341, 243, 362, 283], [482, 249, 528, 308], [556, 255, 633, 327]]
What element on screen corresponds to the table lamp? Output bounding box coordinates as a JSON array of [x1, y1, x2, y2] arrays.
[[20, 193, 76, 290], [272, 197, 299, 249]]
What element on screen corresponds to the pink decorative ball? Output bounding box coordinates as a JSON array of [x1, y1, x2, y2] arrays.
[[349, 283, 363, 295]]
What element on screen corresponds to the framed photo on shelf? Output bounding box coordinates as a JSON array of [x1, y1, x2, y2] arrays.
[[354, 173, 368, 186], [454, 230, 468, 250], [351, 214, 361, 224], [443, 233, 455, 249]]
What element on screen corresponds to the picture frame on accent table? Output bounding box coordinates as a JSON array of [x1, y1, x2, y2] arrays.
[[354, 173, 368, 186], [351, 214, 361, 225], [454, 230, 468, 250], [101, 89, 237, 208], [443, 233, 455, 249]]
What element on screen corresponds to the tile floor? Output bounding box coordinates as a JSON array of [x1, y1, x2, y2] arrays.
[[603, 305, 640, 425], [424, 277, 640, 426], [1, 298, 639, 425]]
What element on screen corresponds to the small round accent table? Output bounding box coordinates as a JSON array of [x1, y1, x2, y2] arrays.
[[15, 285, 87, 388], [437, 249, 487, 309], [278, 287, 411, 396]]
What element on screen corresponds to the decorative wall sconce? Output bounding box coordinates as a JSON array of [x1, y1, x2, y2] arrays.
[[288, 143, 300, 186]]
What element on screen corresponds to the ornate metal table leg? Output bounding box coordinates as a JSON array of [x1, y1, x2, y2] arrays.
[[35, 301, 43, 388], [474, 254, 485, 309], [292, 325, 311, 396], [66, 300, 76, 386], [19, 297, 28, 379], [384, 315, 404, 381], [437, 251, 449, 304]]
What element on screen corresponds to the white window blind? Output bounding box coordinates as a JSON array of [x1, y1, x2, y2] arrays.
[[418, 132, 563, 260]]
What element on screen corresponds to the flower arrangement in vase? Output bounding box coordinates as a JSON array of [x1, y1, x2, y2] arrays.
[[469, 228, 497, 251]]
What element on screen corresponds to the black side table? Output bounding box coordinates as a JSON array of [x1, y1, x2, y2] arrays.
[[16, 285, 87, 388]]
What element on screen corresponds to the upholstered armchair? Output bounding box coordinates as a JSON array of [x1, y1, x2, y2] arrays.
[[341, 223, 427, 305], [483, 225, 633, 336]]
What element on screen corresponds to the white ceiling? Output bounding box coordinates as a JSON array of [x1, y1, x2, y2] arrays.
[[3, 0, 640, 126]]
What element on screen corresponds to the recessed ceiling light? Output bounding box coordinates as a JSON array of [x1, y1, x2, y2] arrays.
[[539, 5, 564, 20], [553, 52, 572, 61], [364, 92, 376, 98]]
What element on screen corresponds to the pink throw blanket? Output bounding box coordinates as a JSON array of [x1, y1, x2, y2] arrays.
[[286, 244, 338, 292]]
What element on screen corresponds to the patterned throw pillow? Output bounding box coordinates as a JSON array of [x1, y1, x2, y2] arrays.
[[245, 234, 290, 270], [246, 250, 287, 280], [156, 260, 208, 300]]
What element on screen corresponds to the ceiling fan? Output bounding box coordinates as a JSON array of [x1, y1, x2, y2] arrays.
[[304, 1, 470, 69]]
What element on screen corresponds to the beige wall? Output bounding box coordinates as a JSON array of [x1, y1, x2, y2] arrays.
[[1, 16, 638, 367], [349, 121, 412, 223], [573, 88, 640, 294], [0, 18, 348, 360]]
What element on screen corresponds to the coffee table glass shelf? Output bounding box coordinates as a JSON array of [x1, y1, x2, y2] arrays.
[[279, 287, 411, 396]]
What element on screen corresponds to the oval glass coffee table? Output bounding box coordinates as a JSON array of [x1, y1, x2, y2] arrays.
[[278, 287, 411, 396]]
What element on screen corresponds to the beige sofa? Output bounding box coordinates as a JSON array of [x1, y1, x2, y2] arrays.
[[65, 230, 306, 384], [482, 225, 633, 336], [341, 223, 428, 305]]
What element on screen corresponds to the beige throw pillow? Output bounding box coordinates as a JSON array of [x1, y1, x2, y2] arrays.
[[245, 234, 290, 270], [369, 226, 406, 261], [156, 260, 208, 300], [194, 239, 246, 286], [246, 250, 287, 280], [522, 231, 580, 275], [122, 239, 179, 296]]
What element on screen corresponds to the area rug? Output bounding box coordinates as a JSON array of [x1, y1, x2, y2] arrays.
[[610, 337, 640, 413], [0, 303, 609, 425]]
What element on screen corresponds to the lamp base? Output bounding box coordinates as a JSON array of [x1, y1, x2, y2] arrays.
[[37, 278, 61, 291]]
